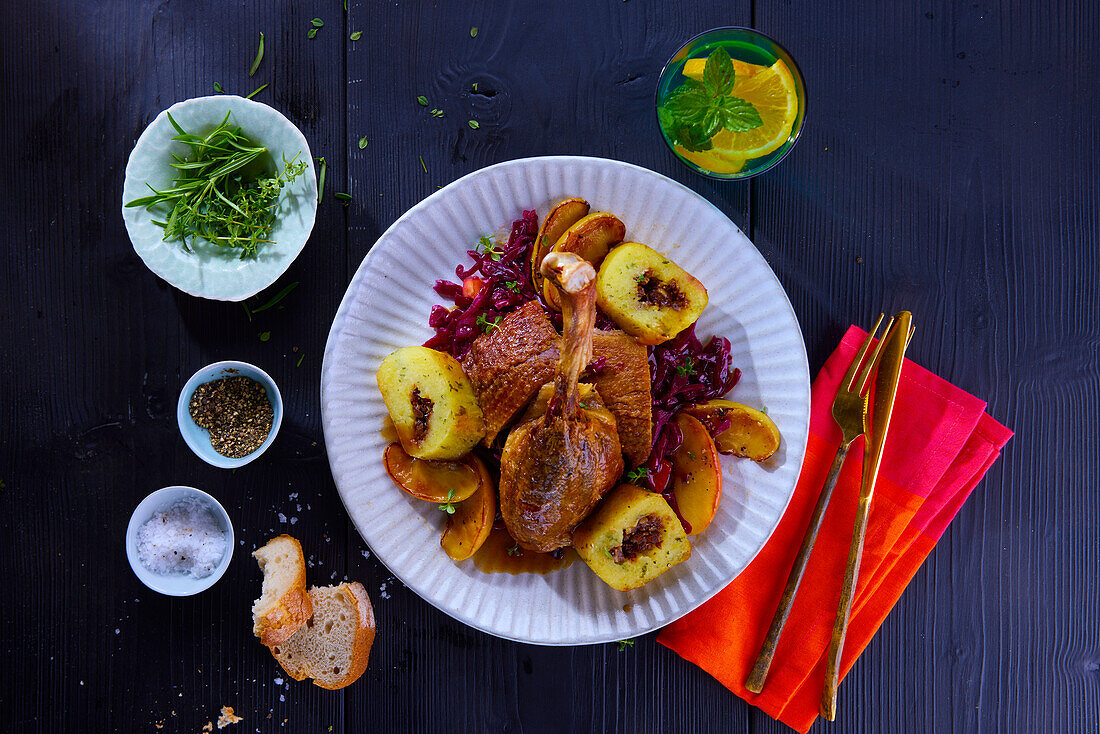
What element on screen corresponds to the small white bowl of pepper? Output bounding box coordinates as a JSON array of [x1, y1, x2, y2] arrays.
[[177, 360, 283, 468]]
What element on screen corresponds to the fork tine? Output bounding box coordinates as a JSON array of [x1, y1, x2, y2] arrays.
[[840, 314, 885, 391], [853, 315, 896, 395]]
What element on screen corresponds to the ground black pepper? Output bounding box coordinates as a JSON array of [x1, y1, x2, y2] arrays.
[[188, 376, 273, 458]]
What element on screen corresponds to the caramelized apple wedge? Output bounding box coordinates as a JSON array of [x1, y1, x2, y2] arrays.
[[376, 346, 484, 459], [670, 413, 722, 535], [543, 213, 627, 310], [441, 455, 496, 561], [573, 484, 691, 591], [682, 400, 781, 461], [383, 443, 481, 503], [595, 243, 708, 345], [530, 198, 591, 298]]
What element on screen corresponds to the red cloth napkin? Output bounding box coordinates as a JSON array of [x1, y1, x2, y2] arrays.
[[658, 325, 1013, 732]]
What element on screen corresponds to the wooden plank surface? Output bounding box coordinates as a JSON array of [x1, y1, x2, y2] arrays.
[[0, 0, 1097, 732]]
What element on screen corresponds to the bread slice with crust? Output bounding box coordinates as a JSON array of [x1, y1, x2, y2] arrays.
[[251, 535, 312, 646], [270, 582, 376, 690]]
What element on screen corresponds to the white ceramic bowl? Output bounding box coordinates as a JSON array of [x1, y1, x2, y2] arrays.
[[125, 486, 234, 596], [121, 95, 318, 301], [177, 360, 283, 468]]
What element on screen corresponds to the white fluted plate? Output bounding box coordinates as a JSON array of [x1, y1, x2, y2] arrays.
[[322, 156, 809, 645]]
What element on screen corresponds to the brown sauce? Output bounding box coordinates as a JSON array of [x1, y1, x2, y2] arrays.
[[473, 527, 575, 575]]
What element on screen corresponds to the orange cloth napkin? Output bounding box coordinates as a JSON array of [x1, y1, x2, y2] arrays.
[[658, 325, 1013, 732]]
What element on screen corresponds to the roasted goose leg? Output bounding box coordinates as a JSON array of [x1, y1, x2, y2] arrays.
[[499, 253, 625, 552]]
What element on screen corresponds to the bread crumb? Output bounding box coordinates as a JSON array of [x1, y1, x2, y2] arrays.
[[217, 706, 243, 728], [201, 723, 213, 733]]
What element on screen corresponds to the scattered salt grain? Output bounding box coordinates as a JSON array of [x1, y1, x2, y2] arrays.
[[137, 496, 227, 578]]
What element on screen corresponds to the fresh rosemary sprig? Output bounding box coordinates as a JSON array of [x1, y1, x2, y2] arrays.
[[125, 111, 306, 259]]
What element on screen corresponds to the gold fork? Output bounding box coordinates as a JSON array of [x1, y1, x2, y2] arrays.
[[744, 314, 892, 694]]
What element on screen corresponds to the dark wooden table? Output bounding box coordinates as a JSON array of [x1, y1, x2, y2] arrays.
[[3, 1, 1097, 731]]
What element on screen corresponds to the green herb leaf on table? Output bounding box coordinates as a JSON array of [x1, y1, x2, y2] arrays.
[[358, 135, 368, 149], [307, 27, 318, 39], [350, 30, 362, 41], [259, 331, 271, 342], [467, 119, 480, 129], [249, 32, 264, 76], [419, 155, 427, 173], [417, 95, 429, 106], [616, 639, 635, 651], [296, 353, 306, 368], [430, 108, 445, 118], [316, 157, 327, 201], [246, 83, 268, 100], [213, 81, 224, 94], [251, 281, 299, 313], [470, 26, 478, 37], [334, 192, 352, 205], [311, 17, 324, 27]]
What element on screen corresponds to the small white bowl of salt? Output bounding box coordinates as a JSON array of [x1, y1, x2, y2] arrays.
[[126, 486, 234, 596]]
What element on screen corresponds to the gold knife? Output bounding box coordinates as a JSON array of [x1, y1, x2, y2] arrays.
[[820, 310, 913, 720]]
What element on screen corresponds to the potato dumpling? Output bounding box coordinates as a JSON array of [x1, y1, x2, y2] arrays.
[[595, 243, 708, 345], [682, 400, 781, 461], [573, 484, 691, 591], [542, 213, 627, 310], [376, 346, 484, 460]]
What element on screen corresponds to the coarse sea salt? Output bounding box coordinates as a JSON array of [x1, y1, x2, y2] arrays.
[[137, 496, 227, 578]]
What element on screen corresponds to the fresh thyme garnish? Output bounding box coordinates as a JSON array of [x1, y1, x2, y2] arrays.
[[258, 331, 271, 342], [246, 83, 268, 100], [506, 544, 522, 557], [616, 639, 635, 651], [439, 489, 458, 514], [311, 17, 324, 27], [626, 467, 649, 483], [125, 112, 306, 259], [316, 157, 327, 201], [675, 357, 697, 377], [417, 95, 429, 106], [471, 82, 479, 92], [687, 450, 696, 461], [213, 81, 224, 94], [470, 26, 478, 38], [307, 27, 318, 39], [296, 353, 306, 368], [419, 155, 428, 173], [249, 32, 264, 76], [505, 280, 519, 291], [358, 135, 368, 149], [476, 314, 502, 333], [334, 192, 352, 205], [350, 30, 362, 41], [251, 281, 299, 313], [658, 47, 763, 152], [476, 235, 502, 260], [468, 119, 480, 129]]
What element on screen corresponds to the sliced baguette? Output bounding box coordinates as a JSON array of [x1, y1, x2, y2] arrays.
[[251, 535, 312, 647], [270, 582, 376, 690]]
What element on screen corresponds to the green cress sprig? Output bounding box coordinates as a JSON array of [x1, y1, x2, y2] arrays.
[[126, 111, 306, 259], [658, 47, 763, 152]]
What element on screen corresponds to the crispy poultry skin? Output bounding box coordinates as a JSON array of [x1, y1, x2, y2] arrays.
[[591, 330, 652, 466], [461, 301, 559, 445], [499, 253, 625, 552]]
